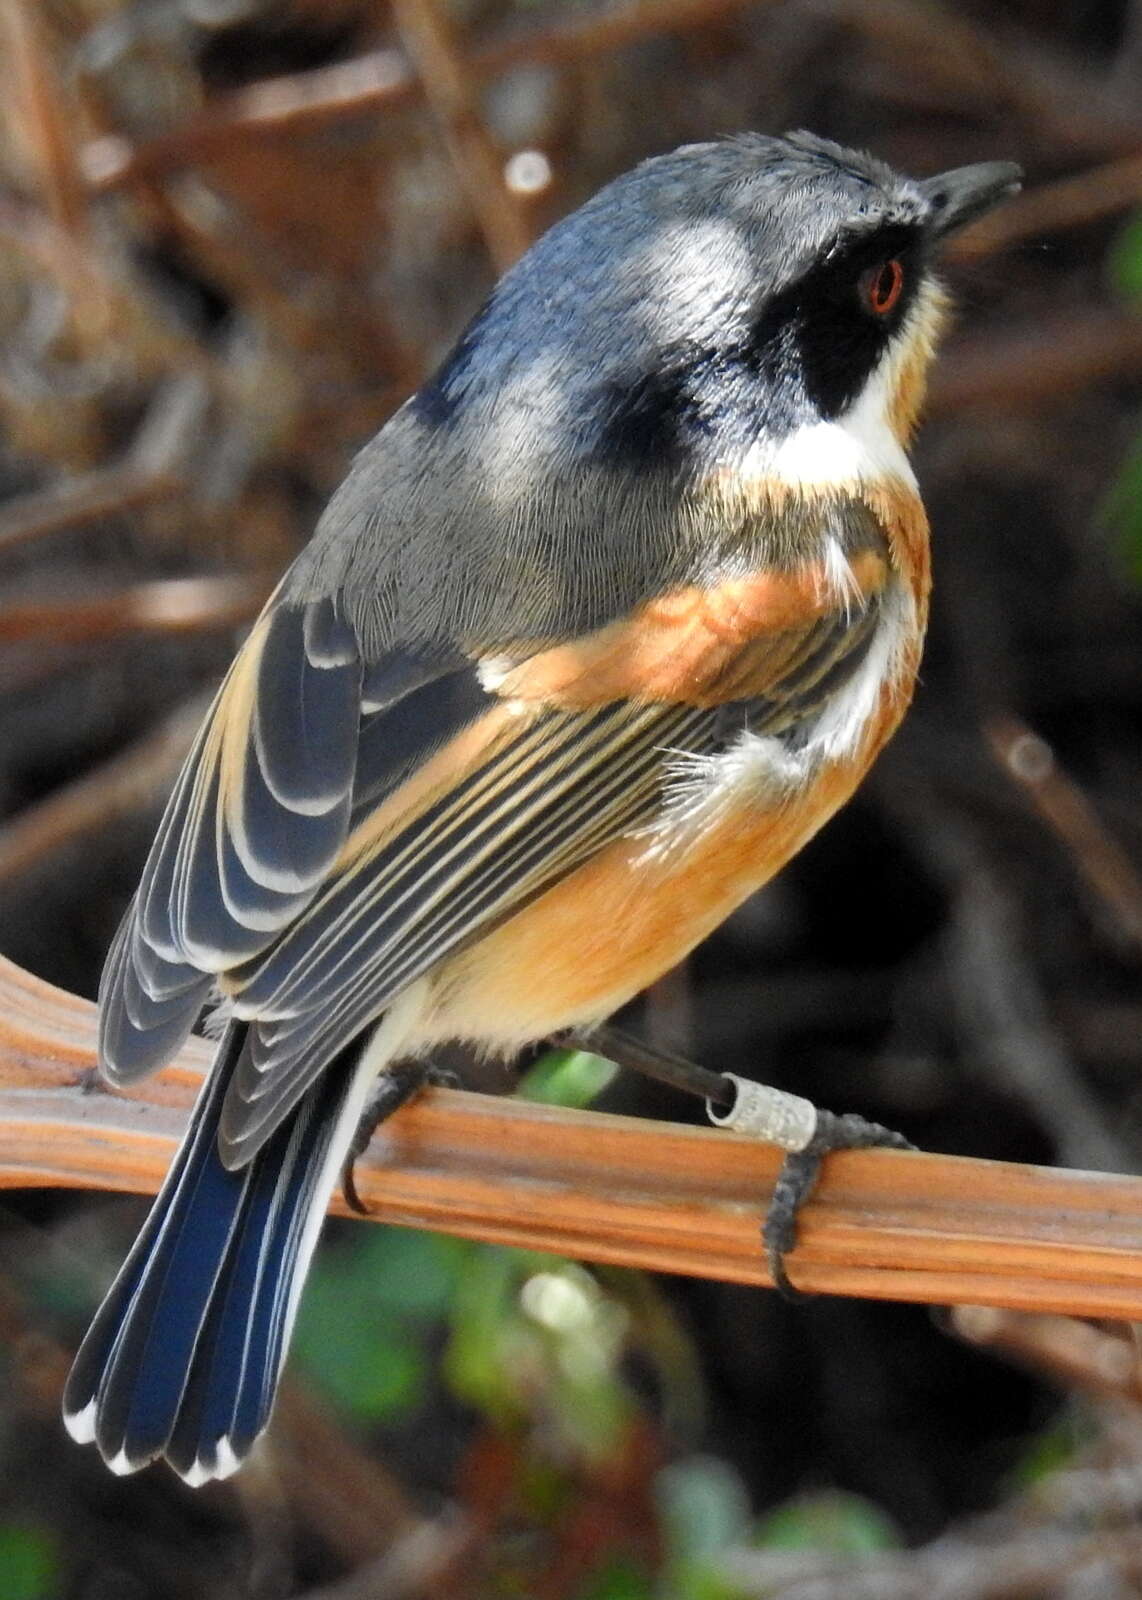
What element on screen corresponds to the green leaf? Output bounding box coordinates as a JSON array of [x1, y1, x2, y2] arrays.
[[576, 1559, 654, 1599], [444, 1248, 636, 1460], [0, 1523, 59, 1600], [293, 1287, 427, 1421], [291, 1226, 466, 1421], [444, 1245, 527, 1419], [1102, 437, 1142, 587], [1007, 1417, 1079, 1490], [1108, 211, 1142, 303], [343, 1228, 467, 1317], [657, 1564, 743, 1600], [519, 1048, 617, 1108], [753, 1490, 900, 1555]]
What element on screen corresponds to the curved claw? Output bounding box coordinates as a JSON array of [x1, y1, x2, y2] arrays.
[[338, 1060, 462, 1215], [763, 1110, 916, 1300]]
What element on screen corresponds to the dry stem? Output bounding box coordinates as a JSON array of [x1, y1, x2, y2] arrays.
[[3, 954, 1142, 1319]]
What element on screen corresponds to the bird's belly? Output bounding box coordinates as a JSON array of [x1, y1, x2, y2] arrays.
[[417, 730, 888, 1053]]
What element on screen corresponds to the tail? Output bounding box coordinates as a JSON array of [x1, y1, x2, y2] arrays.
[[63, 1019, 388, 1485]]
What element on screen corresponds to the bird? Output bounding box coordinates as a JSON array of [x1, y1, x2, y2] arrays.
[[63, 130, 1020, 1484]]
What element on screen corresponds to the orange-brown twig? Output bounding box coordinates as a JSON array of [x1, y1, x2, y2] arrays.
[[929, 307, 1142, 416], [1, 1, 90, 246], [986, 712, 1142, 952], [3, 954, 1142, 1318], [0, 375, 208, 554], [951, 1306, 1142, 1402], [0, 461, 182, 555]]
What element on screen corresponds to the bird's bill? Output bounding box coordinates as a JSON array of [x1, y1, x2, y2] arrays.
[[919, 160, 1023, 239]]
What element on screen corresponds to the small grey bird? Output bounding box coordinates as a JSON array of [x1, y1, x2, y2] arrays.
[[64, 130, 1020, 1483]]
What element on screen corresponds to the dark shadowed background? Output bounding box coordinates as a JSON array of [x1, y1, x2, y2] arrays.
[[1, 1, 1141, 1596]]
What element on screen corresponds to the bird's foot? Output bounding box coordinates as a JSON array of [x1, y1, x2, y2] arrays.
[[341, 1062, 461, 1215], [560, 1029, 914, 1303], [560, 1023, 734, 1106], [710, 1076, 915, 1296]]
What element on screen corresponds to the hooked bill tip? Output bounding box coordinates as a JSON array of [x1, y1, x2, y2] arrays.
[[920, 160, 1023, 238]]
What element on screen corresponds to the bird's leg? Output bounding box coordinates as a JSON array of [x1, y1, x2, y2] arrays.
[[341, 1060, 461, 1215], [563, 1024, 914, 1297], [566, 1022, 736, 1108]]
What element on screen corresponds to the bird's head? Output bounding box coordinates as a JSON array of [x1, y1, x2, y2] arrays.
[[306, 132, 1020, 648], [413, 131, 1020, 500]]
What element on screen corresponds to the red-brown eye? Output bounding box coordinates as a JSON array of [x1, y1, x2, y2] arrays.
[[860, 259, 904, 316]]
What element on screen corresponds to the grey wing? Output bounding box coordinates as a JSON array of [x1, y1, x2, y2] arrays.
[[211, 589, 890, 1167], [97, 595, 480, 1082], [216, 694, 719, 1165], [103, 557, 886, 1159]]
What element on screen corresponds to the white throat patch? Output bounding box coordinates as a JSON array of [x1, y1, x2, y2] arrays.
[[737, 282, 944, 496], [739, 358, 915, 495]]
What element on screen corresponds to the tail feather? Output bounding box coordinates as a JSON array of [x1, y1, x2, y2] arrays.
[[63, 1027, 246, 1469], [63, 1020, 385, 1482], [164, 1065, 351, 1482]]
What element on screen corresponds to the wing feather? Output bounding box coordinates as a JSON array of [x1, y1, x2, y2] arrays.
[[210, 563, 895, 1161], [100, 525, 893, 1121], [230, 702, 689, 1021], [100, 599, 364, 1081], [99, 913, 212, 1077], [245, 710, 682, 1044], [219, 702, 704, 1161]]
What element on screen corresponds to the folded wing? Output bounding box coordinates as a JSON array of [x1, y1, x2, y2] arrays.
[[98, 598, 475, 1083], [100, 510, 893, 1165]]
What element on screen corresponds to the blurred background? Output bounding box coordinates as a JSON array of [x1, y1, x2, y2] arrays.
[[0, 0, 1141, 1595]]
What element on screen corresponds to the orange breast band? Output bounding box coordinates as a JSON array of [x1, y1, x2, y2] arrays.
[[495, 546, 889, 710]]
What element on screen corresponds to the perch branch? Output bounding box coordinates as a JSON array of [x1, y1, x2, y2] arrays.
[[3, 954, 1142, 1318]]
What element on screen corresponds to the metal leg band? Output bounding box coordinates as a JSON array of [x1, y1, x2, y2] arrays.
[[706, 1075, 818, 1152]]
